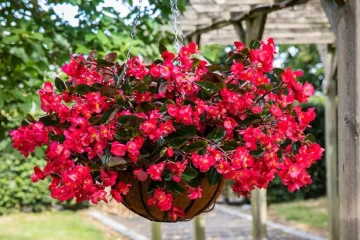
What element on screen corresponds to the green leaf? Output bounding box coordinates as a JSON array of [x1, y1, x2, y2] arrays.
[[258, 83, 274, 91], [221, 140, 238, 151], [25, 114, 36, 123], [250, 150, 265, 158], [165, 125, 196, 140], [133, 82, 148, 93], [214, 82, 226, 90], [106, 156, 127, 167], [101, 150, 111, 165], [206, 167, 221, 186], [292, 141, 301, 151], [241, 48, 250, 56], [117, 115, 145, 128], [74, 84, 97, 94], [55, 77, 66, 92], [115, 128, 132, 141], [159, 99, 175, 113], [167, 137, 189, 148], [97, 59, 114, 67], [159, 42, 167, 54], [39, 115, 60, 126], [166, 181, 185, 194], [273, 68, 285, 78], [181, 99, 196, 106], [181, 166, 198, 181], [206, 65, 222, 72], [21, 119, 30, 126], [49, 132, 65, 142], [147, 181, 157, 195], [194, 81, 217, 94], [304, 133, 316, 143], [187, 173, 205, 187], [98, 106, 119, 124], [250, 39, 261, 49], [153, 59, 163, 64], [148, 146, 167, 164], [207, 127, 226, 143], [116, 95, 127, 107], [183, 140, 208, 153]]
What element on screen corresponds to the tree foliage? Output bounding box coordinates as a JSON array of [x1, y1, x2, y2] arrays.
[[0, 0, 186, 140]]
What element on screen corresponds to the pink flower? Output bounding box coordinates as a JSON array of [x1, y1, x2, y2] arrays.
[[147, 163, 165, 181], [111, 141, 126, 156], [187, 186, 202, 200]]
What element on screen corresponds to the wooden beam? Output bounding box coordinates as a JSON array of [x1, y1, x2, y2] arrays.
[[333, 0, 360, 239], [317, 44, 339, 240], [233, 21, 246, 43], [193, 215, 205, 240], [245, 14, 267, 45], [151, 222, 162, 240], [185, 0, 309, 39], [320, 0, 340, 34]]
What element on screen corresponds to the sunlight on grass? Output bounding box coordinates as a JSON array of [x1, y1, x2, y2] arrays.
[[269, 197, 328, 231], [0, 211, 107, 240]]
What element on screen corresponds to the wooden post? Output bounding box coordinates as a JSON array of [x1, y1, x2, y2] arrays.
[[322, 0, 360, 238], [336, 1, 360, 239], [193, 215, 205, 240], [233, 13, 268, 240], [151, 222, 161, 240], [252, 188, 267, 240], [245, 14, 267, 46], [317, 44, 338, 240]]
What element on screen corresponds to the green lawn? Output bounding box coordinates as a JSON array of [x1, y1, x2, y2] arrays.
[[0, 211, 110, 240], [268, 197, 328, 235]]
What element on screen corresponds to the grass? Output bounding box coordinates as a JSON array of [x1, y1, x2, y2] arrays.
[[268, 197, 328, 235], [0, 211, 111, 240]]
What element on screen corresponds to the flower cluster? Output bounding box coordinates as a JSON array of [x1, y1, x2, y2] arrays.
[[11, 38, 324, 221]]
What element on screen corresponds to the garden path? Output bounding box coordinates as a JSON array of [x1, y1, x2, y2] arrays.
[[90, 204, 325, 240]]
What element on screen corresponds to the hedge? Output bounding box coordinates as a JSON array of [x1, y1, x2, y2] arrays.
[[267, 96, 326, 203], [0, 142, 87, 215]]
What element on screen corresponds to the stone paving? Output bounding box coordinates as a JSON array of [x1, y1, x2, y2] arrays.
[[107, 205, 314, 240]]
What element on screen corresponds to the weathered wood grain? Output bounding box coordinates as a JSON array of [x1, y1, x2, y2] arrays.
[[317, 44, 339, 240], [335, 0, 360, 239]]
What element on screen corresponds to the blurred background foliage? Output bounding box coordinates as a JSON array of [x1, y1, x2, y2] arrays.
[[0, 0, 186, 140], [0, 0, 325, 214], [0, 0, 186, 214]]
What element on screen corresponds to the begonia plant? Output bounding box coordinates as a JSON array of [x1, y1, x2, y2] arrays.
[[10, 38, 324, 221]]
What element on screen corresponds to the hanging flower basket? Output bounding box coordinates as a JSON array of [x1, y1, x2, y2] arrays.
[[10, 38, 324, 222], [120, 170, 225, 222]]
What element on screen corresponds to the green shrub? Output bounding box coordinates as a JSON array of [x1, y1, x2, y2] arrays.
[[0, 142, 88, 215], [0, 149, 52, 215], [267, 97, 326, 203]]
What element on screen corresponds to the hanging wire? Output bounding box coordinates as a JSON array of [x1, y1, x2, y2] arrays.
[[120, 0, 143, 84], [170, 0, 184, 52], [119, 0, 183, 85]]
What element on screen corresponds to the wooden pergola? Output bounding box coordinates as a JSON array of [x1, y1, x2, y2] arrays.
[[181, 0, 335, 45], [152, 1, 359, 239], [160, 0, 357, 240]]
